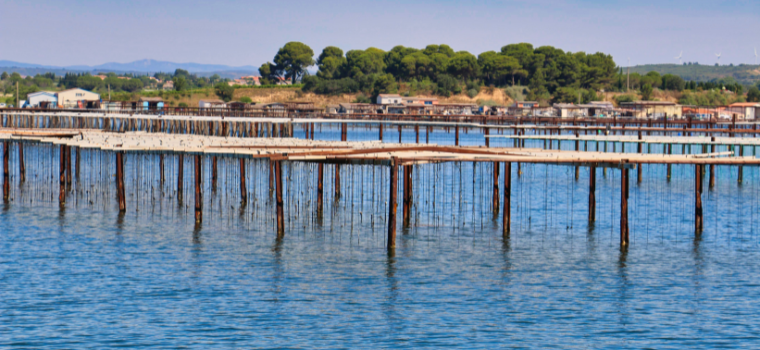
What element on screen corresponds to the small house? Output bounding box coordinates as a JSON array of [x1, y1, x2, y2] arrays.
[[139, 97, 164, 111], [56, 88, 100, 109], [377, 94, 403, 105], [727, 102, 760, 120], [27, 91, 58, 108], [619, 101, 682, 119], [199, 99, 227, 109]]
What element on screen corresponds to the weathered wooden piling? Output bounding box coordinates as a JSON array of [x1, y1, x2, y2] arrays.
[[402, 164, 413, 227], [398, 125, 402, 143], [59, 145, 66, 204], [239, 158, 247, 204], [335, 164, 342, 199], [65, 145, 72, 185], [18, 143, 25, 183], [695, 164, 703, 232], [485, 128, 490, 147], [709, 143, 715, 189], [738, 146, 743, 184], [116, 152, 126, 212], [455, 126, 460, 146], [667, 144, 672, 181], [388, 157, 399, 250], [317, 163, 324, 214], [159, 154, 165, 184], [415, 125, 420, 144], [194, 154, 202, 223], [275, 160, 284, 236], [379, 124, 383, 141], [177, 154, 184, 200], [2, 141, 8, 201], [492, 161, 500, 213], [589, 165, 596, 222], [620, 167, 629, 246], [503, 162, 511, 235], [212, 156, 218, 190]]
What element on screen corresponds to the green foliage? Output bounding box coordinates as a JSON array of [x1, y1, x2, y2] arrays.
[[615, 94, 636, 105], [273, 41, 315, 84], [504, 86, 528, 102], [178, 102, 188, 107], [258, 62, 280, 85], [747, 87, 760, 102], [302, 76, 360, 95], [316, 46, 346, 80], [213, 82, 234, 102], [435, 74, 462, 97], [173, 76, 188, 92], [640, 84, 654, 100], [466, 88, 479, 98], [239, 96, 253, 103], [447, 51, 479, 81], [0, 72, 7, 80], [661, 74, 685, 91], [352, 94, 372, 103]]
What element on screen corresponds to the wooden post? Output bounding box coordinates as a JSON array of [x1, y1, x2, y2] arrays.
[[65, 145, 72, 185], [159, 154, 165, 185], [388, 157, 399, 250], [455, 125, 460, 146], [239, 158, 247, 204], [116, 152, 126, 212], [575, 138, 580, 180], [269, 160, 274, 194], [415, 125, 420, 144], [18, 142, 25, 183], [695, 164, 703, 232], [484, 127, 490, 147], [177, 154, 184, 201], [426, 126, 430, 144], [589, 165, 596, 222], [620, 167, 629, 246], [398, 125, 402, 143], [503, 162, 511, 235], [335, 164, 341, 199], [709, 144, 715, 189], [2, 142, 8, 201], [59, 145, 65, 204], [317, 163, 324, 215], [212, 156, 218, 190], [738, 146, 744, 184], [275, 160, 284, 236], [637, 142, 642, 183], [667, 144, 672, 181], [379, 123, 383, 141], [310, 122, 315, 139], [194, 154, 202, 223], [492, 161, 500, 213], [74, 146, 80, 182], [402, 165, 413, 227]]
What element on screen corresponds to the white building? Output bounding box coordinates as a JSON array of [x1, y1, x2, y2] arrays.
[[199, 99, 227, 109], [56, 88, 100, 108], [27, 91, 58, 107], [377, 94, 402, 104]]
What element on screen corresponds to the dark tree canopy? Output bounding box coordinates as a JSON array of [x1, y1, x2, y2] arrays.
[[273, 42, 315, 84]]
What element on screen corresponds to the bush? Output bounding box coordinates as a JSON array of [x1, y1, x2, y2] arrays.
[[353, 94, 372, 103], [466, 88, 479, 98], [178, 102, 188, 107], [504, 86, 528, 102], [239, 96, 253, 103], [302, 76, 360, 95], [615, 94, 636, 105], [435, 74, 461, 97]]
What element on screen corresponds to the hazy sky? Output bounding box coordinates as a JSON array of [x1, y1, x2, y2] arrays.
[[2, 0, 759, 67]]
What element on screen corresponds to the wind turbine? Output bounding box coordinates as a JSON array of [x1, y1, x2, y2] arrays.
[[675, 51, 683, 64], [715, 52, 722, 66]]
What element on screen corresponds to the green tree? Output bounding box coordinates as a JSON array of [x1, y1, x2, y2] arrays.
[[173, 76, 187, 91], [214, 82, 234, 102], [423, 44, 455, 58], [345, 48, 386, 77], [273, 41, 315, 84], [640, 83, 654, 100], [239, 96, 253, 103], [747, 86, 760, 102], [316, 46, 346, 79], [384, 46, 418, 80], [447, 51, 479, 81], [0, 72, 7, 80], [258, 62, 281, 85]]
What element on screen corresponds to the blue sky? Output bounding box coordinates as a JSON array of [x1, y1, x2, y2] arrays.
[[1, 0, 759, 67]]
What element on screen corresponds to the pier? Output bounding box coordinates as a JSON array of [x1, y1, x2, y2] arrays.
[[2, 110, 760, 252]]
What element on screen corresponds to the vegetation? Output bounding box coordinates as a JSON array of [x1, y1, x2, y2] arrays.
[[214, 82, 234, 102], [628, 63, 760, 86], [260, 41, 617, 104]]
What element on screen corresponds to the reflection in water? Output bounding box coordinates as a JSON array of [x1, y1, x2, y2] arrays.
[[616, 246, 631, 328]]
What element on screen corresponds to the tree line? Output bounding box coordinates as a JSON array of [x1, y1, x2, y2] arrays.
[[258, 42, 618, 103]]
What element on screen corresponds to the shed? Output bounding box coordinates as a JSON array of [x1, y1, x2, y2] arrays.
[[139, 97, 164, 111], [28, 91, 58, 108], [56, 88, 100, 108], [199, 99, 227, 109]]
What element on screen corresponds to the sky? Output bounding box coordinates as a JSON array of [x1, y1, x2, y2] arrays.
[[1, 0, 759, 68]]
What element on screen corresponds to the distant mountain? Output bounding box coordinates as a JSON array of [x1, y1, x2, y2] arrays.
[[0, 59, 259, 75], [627, 64, 760, 85]]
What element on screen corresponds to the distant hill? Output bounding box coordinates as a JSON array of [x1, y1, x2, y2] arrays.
[[627, 64, 760, 85], [0, 59, 258, 78]]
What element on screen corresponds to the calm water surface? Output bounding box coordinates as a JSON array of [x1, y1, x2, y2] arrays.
[[2, 125, 760, 348]]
